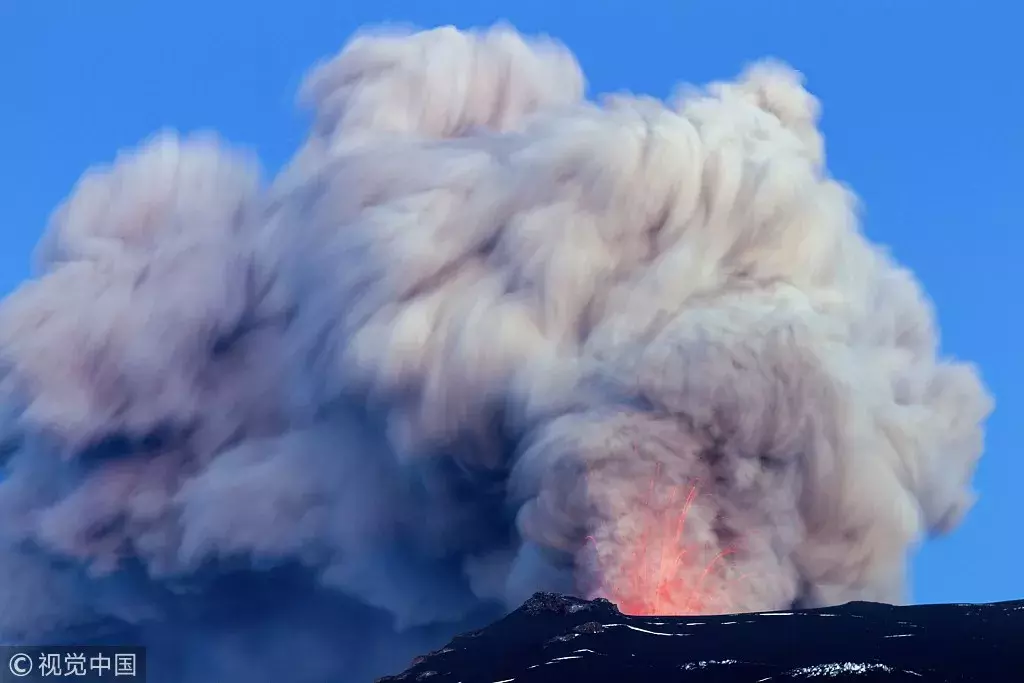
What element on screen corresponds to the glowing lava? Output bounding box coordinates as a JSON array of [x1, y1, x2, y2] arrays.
[[587, 471, 749, 616]]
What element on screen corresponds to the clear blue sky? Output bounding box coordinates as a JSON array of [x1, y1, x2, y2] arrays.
[[0, 1, 1020, 606]]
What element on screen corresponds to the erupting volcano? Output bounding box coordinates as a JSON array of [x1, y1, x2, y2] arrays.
[[0, 22, 992, 683]]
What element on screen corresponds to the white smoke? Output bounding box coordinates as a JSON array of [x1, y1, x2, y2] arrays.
[[0, 24, 991, 682]]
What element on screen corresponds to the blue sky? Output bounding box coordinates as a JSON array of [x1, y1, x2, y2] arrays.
[[0, 1, 1019, 606]]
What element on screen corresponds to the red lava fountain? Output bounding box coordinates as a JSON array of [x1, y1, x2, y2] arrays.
[[588, 471, 749, 617]]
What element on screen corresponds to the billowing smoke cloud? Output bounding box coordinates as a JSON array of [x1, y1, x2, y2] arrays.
[[0, 24, 992, 682]]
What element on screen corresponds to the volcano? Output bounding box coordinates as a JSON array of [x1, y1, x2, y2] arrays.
[[0, 22, 999, 683], [381, 592, 1024, 682]]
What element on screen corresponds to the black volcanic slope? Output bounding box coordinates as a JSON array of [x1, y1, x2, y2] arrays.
[[381, 592, 1024, 682]]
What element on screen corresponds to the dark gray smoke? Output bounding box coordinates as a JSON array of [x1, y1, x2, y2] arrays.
[[0, 24, 992, 682]]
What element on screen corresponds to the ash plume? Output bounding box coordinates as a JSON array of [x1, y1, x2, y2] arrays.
[[0, 24, 992, 682]]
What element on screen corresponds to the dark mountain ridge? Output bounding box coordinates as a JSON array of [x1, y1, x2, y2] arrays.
[[381, 592, 1024, 682]]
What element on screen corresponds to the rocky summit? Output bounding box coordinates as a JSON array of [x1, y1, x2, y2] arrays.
[[380, 592, 1024, 682]]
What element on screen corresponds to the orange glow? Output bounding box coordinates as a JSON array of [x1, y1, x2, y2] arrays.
[[587, 468, 749, 616]]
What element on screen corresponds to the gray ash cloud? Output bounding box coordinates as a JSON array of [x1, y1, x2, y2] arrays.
[[0, 24, 991, 682]]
